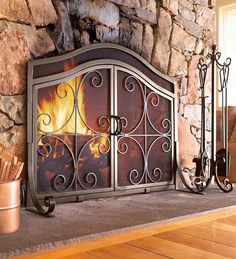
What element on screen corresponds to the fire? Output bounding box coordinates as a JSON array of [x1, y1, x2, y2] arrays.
[[37, 74, 107, 159], [89, 137, 109, 159], [38, 77, 85, 134]]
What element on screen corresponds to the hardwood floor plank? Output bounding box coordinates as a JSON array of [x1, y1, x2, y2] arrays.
[[222, 215, 236, 222], [76, 243, 169, 259], [156, 229, 236, 258], [177, 221, 236, 247], [212, 221, 236, 232], [217, 216, 236, 225], [128, 236, 228, 259], [58, 253, 95, 259]]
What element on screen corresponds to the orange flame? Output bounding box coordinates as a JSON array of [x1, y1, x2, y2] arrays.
[[89, 138, 108, 159]]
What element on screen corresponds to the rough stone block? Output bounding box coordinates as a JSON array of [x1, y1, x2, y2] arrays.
[[162, 0, 178, 15], [183, 104, 201, 128], [141, 24, 153, 62], [180, 95, 188, 104], [119, 17, 143, 54], [80, 31, 90, 46], [0, 95, 26, 124], [174, 15, 203, 39], [136, 8, 157, 24], [120, 6, 136, 16], [151, 8, 172, 74], [52, 0, 74, 53], [178, 114, 200, 169], [130, 21, 143, 54], [180, 75, 188, 96], [195, 39, 204, 54], [171, 23, 197, 54], [209, 0, 216, 7], [139, 0, 156, 13], [0, 125, 26, 164], [0, 0, 31, 24], [146, 0, 156, 13], [0, 22, 31, 95], [179, 3, 196, 22], [179, 0, 193, 10], [108, 0, 141, 9], [77, 0, 120, 29], [203, 29, 215, 55], [168, 48, 187, 77], [193, 0, 208, 6], [0, 21, 56, 96], [119, 17, 131, 48], [67, 0, 77, 15], [96, 25, 119, 43], [140, 0, 147, 8], [27, 0, 57, 26], [0, 113, 14, 133], [23, 28, 55, 57], [195, 5, 216, 32]]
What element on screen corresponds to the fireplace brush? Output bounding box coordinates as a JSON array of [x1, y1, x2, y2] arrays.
[[0, 153, 24, 183]]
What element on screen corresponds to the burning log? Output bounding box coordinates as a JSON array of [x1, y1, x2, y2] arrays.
[[0, 155, 24, 183]]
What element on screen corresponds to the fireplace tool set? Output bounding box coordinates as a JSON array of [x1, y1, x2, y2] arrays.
[[179, 45, 234, 193]]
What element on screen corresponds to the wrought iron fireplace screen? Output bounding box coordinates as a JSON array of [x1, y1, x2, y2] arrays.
[[27, 44, 177, 215]]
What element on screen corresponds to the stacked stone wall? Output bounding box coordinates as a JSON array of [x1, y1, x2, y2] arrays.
[[0, 0, 216, 177]]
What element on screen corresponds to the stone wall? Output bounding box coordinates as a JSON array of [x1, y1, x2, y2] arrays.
[[0, 0, 57, 165], [0, 0, 216, 178]]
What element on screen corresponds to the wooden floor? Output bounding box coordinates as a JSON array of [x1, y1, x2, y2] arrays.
[[13, 208, 236, 259]]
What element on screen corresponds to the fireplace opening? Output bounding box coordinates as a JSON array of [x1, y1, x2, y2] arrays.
[[27, 44, 177, 215]]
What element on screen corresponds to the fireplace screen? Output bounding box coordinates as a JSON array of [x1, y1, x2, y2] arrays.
[[27, 44, 177, 215]]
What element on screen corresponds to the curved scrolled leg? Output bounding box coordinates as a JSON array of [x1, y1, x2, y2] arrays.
[[215, 174, 234, 193], [175, 142, 204, 194], [27, 157, 56, 217], [177, 169, 204, 194], [215, 151, 234, 193], [42, 196, 56, 215], [27, 195, 56, 217]]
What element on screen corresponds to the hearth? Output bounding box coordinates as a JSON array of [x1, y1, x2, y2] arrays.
[[27, 44, 177, 215]]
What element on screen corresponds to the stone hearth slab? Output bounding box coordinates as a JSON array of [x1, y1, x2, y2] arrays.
[[0, 188, 236, 258]]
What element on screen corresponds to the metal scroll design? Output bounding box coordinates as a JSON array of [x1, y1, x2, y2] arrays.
[[75, 71, 110, 135], [37, 83, 76, 134], [178, 45, 234, 193], [33, 70, 112, 215], [76, 135, 110, 190], [33, 69, 174, 216], [37, 72, 110, 135], [117, 75, 172, 186]]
